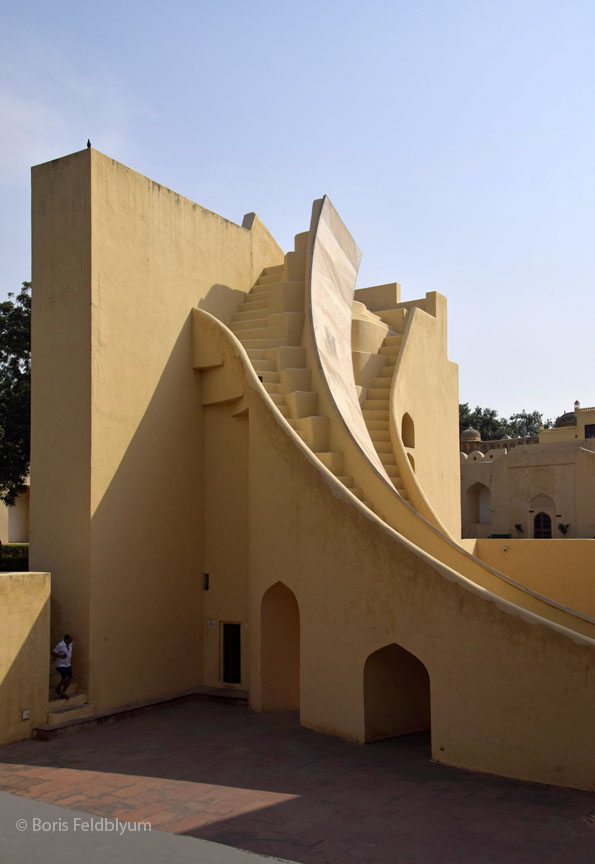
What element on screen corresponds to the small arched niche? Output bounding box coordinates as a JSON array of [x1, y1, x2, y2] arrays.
[[261, 582, 300, 711], [364, 643, 430, 742], [401, 413, 415, 448], [407, 453, 415, 473], [466, 482, 491, 524]]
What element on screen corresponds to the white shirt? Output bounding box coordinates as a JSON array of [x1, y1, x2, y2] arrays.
[[54, 641, 72, 668]]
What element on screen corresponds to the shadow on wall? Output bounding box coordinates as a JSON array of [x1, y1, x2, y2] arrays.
[[0, 584, 49, 744], [198, 284, 245, 326], [85, 313, 204, 711]]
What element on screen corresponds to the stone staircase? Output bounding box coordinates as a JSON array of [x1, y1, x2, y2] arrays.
[[230, 232, 371, 506], [359, 319, 409, 501], [48, 665, 94, 726]]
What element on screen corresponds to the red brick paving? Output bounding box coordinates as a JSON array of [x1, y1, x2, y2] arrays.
[[0, 700, 593, 863]]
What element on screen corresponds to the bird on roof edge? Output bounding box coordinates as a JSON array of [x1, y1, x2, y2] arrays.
[[87, 139, 91, 149]]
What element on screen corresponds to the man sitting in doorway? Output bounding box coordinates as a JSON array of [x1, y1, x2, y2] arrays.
[[51, 634, 73, 699]]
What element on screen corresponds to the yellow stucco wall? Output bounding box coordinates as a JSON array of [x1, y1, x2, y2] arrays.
[[198, 309, 595, 791], [474, 539, 595, 619], [392, 294, 461, 538], [31, 149, 283, 711], [0, 572, 50, 744], [29, 151, 595, 791]]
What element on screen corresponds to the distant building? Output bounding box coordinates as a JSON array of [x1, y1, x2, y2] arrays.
[[461, 402, 595, 538]]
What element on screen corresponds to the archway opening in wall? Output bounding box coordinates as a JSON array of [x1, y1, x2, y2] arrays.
[[534, 512, 552, 539], [401, 413, 415, 448], [363, 643, 430, 743], [261, 582, 300, 711], [466, 482, 491, 524]]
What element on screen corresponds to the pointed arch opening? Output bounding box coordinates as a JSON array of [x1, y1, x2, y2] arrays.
[[363, 643, 430, 742], [261, 582, 300, 711], [534, 512, 552, 539], [401, 413, 415, 448], [466, 482, 491, 524]]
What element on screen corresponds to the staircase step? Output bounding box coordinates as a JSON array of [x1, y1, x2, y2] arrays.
[[363, 400, 388, 411], [261, 264, 286, 277], [288, 416, 329, 451], [47, 703, 95, 725], [250, 358, 276, 372], [384, 335, 403, 347], [317, 451, 344, 473], [241, 337, 290, 349], [235, 324, 289, 342], [294, 231, 309, 252], [256, 271, 288, 286], [48, 693, 87, 711], [363, 409, 389, 421], [277, 346, 306, 369], [268, 392, 287, 407], [240, 299, 268, 312], [374, 440, 393, 453], [232, 307, 272, 323], [379, 345, 399, 357], [279, 368, 311, 393], [230, 316, 270, 332], [367, 389, 390, 401], [378, 366, 394, 378], [259, 371, 280, 384], [386, 466, 403, 481], [286, 390, 317, 418], [369, 428, 390, 441], [335, 475, 354, 487], [379, 452, 397, 465]]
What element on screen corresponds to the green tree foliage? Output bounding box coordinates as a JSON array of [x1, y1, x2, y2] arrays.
[[0, 282, 31, 505], [459, 403, 552, 441]]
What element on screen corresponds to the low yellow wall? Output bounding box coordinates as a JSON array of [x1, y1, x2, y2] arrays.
[[0, 572, 50, 744], [474, 539, 595, 619]]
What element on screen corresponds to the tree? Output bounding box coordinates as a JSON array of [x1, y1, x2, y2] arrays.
[[0, 282, 31, 505], [459, 403, 552, 441]]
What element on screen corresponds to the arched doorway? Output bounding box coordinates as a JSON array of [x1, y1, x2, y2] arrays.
[[261, 582, 300, 711], [466, 482, 491, 525], [363, 643, 430, 742], [534, 512, 552, 539]]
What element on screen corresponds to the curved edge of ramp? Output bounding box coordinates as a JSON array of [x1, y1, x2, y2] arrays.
[[193, 305, 595, 792], [302, 199, 595, 641]]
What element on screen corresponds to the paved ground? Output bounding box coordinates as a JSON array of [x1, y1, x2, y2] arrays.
[[1, 789, 294, 864], [0, 699, 593, 864]]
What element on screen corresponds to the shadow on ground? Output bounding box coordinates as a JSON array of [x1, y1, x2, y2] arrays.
[[0, 700, 593, 864]]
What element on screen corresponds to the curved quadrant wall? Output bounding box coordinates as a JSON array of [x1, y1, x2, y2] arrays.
[[308, 197, 392, 483]]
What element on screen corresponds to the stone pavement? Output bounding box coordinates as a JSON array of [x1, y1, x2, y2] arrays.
[[1, 789, 295, 864], [0, 699, 593, 864]]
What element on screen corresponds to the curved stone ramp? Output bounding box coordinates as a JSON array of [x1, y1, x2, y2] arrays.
[[192, 305, 595, 792], [303, 196, 595, 640]]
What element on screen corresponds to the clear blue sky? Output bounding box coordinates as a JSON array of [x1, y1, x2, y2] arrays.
[[2, 0, 594, 421]]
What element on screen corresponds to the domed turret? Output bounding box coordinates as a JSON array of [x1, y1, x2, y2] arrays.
[[461, 426, 481, 442], [554, 412, 577, 428]]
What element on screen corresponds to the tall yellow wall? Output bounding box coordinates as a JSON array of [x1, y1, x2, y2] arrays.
[[31, 151, 92, 684], [474, 538, 595, 619], [31, 149, 283, 711], [0, 572, 50, 744], [393, 295, 461, 538], [202, 403, 249, 688]]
